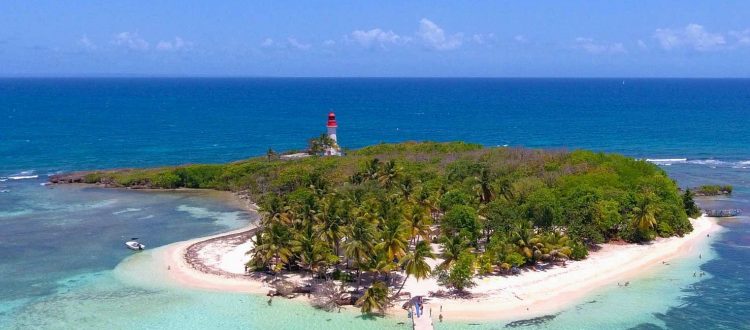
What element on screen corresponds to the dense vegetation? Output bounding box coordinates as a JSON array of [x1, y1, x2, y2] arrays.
[[72, 141, 696, 314], [693, 184, 733, 196]]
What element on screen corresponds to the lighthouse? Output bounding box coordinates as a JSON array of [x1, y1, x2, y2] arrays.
[[325, 112, 342, 156]]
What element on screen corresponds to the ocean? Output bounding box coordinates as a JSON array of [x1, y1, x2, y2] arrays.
[[1, 78, 748, 329]]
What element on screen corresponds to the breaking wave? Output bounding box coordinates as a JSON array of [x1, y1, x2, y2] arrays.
[[645, 158, 750, 168]]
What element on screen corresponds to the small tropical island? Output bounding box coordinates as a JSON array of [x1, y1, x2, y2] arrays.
[[50, 116, 717, 326]]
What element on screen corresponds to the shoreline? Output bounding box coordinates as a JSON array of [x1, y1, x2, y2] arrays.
[[114, 188, 721, 322], [415, 215, 721, 321]]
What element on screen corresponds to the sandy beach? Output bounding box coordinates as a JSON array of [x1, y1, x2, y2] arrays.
[[121, 208, 720, 322]]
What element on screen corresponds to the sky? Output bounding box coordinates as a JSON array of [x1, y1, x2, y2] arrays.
[[1, 1, 750, 77]]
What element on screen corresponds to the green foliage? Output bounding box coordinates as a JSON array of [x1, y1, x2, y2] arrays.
[[438, 252, 476, 291], [308, 134, 338, 155], [357, 281, 390, 314], [694, 185, 732, 196], [351, 141, 482, 156], [71, 141, 695, 293], [439, 190, 473, 211], [441, 205, 481, 243], [681, 188, 701, 218], [569, 241, 588, 260], [503, 252, 527, 267]]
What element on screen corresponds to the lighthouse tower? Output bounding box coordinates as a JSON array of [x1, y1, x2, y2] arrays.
[[325, 112, 342, 156]]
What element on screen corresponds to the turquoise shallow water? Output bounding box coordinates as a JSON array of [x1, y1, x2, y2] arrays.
[[1, 78, 749, 328]]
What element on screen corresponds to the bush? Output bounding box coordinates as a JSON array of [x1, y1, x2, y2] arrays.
[[503, 252, 527, 267], [441, 205, 480, 243], [438, 252, 476, 291], [569, 241, 588, 260], [439, 190, 473, 211]]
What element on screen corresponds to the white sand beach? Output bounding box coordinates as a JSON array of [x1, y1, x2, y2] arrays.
[[123, 209, 719, 322]]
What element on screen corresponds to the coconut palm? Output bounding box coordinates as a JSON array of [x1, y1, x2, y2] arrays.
[[292, 219, 336, 275], [473, 166, 494, 204], [357, 281, 389, 314], [364, 158, 381, 181], [398, 176, 418, 202], [440, 235, 470, 270], [319, 198, 345, 262], [252, 221, 294, 272], [404, 206, 432, 245], [632, 201, 658, 232], [374, 217, 409, 262], [395, 240, 434, 295], [344, 217, 376, 291], [378, 160, 400, 188]]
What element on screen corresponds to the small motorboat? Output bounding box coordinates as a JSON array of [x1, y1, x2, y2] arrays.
[[125, 238, 145, 251]]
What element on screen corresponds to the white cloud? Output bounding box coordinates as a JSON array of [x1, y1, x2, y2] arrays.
[[156, 37, 191, 51], [323, 39, 336, 46], [77, 35, 96, 50], [259, 37, 310, 51], [575, 37, 626, 54], [417, 18, 462, 51], [471, 33, 495, 45], [730, 29, 750, 45], [112, 32, 149, 51], [287, 37, 311, 50], [514, 35, 528, 43], [637, 39, 648, 50], [260, 38, 276, 48], [348, 28, 407, 49], [653, 24, 725, 51]]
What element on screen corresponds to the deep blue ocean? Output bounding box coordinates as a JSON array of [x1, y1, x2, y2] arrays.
[[1, 78, 749, 329]]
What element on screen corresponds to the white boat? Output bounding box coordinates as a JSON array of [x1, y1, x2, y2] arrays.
[[125, 239, 145, 251]]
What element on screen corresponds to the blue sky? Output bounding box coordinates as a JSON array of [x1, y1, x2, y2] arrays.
[[2, 1, 750, 77]]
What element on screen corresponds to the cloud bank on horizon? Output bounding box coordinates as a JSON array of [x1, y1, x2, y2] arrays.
[[1, 2, 750, 77]]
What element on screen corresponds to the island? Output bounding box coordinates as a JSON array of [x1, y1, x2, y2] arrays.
[[50, 141, 718, 325]]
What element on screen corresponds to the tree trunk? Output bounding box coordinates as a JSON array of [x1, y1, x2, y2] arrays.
[[394, 274, 410, 297], [356, 268, 362, 292]]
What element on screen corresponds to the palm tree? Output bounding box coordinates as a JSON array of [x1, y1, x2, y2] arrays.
[[398, 176, 417, 202], [395, 240, 434, 295], [632, 198, 658, 232], [357, 281, 389, 314], [319, 197, 345, 264], [404, 206, 432, 245], [366, 250, 395, 282], [344, 217, 376, 292], [473, 166, 494, 204], [364, 158, 381, 181], [440, 235, 470, 270], [378, 160, 400, 188], [497, 177, 515, 202], [292, 219, 336, 275], [252, 222, 294, 272], [375, 217, 409, 262]]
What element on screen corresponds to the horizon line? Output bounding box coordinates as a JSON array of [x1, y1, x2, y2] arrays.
[[1, 75, 750, 79]]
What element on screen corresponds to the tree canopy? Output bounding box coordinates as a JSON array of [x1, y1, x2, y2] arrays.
[[74, 141, 695, 309]]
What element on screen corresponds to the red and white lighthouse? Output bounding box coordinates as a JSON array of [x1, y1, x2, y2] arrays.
[[325, 112, 342, 156]]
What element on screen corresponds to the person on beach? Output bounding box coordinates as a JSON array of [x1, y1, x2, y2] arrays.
[[439, 314, 443, 323]]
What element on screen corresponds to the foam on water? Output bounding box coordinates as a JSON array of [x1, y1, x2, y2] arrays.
[[112, 208, 142, 215]]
